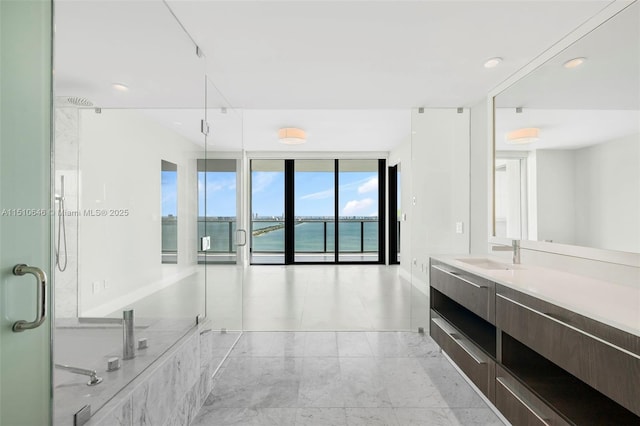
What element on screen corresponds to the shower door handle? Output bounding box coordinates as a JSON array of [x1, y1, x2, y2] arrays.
[[236, 229, 247, 247], [11, 264, 47, 332]]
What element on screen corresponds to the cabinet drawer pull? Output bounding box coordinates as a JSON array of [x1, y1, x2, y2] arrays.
[[497, 376, 550, 425], [432, 265, 487, 289], [432, 318, 487, 365], [497, 294, 640, 360]]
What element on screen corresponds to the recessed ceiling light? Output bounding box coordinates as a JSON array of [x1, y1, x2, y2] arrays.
[[563, 57, 586, 69], [112, 83, 129, 92], [484, 57, 503, 69]]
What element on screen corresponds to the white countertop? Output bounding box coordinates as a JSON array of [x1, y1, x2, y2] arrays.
[[431, 255, 640, 338]]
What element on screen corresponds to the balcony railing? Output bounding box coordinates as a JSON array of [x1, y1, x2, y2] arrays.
[[192, 217, 401, 255]]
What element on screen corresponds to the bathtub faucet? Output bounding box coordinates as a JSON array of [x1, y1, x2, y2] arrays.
[[55, 363, 102, 386], [123, 309, 135, 360]]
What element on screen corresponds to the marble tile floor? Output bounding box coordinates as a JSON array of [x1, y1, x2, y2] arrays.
[[192, 331, 505, 426]]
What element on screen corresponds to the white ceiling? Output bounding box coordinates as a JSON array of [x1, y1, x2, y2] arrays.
[[54, 0, 617, 151]]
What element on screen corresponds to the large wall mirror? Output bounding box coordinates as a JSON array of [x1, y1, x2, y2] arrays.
[[493, 1, 639, 256]]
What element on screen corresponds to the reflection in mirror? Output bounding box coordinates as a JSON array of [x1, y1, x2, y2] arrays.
[[494, 155, 527, 240], [494, 2, 639, 254], [162, 160, 178, 264]]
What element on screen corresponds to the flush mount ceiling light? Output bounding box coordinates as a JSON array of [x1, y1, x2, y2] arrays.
[[278, 127, 306, 145], [484, 57, 503, 68], [112, 83, 129, 92], [506, 127, 539, 144], [563, 57, 587, 69]]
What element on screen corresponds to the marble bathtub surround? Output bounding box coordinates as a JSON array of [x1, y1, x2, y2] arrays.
[[53, 318, 195, 425], [193, 332, 505, 426], [75, 322, 241, 426]]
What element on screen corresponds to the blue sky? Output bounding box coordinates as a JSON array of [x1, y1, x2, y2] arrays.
[[251, 171, 378, 217], [161, 171, 177, 216], [162, 170, 379, 218]]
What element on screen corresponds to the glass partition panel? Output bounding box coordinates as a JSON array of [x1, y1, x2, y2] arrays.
[[53, 0, 205, 421], [202, 77, 245, 334]]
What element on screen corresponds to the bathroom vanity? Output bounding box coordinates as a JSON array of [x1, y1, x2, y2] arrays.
[[429, 257, 640, 425]]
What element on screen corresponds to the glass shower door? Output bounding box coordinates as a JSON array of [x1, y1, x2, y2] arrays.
[[203, 77, 244, 331], [0, 1, 53, 424]]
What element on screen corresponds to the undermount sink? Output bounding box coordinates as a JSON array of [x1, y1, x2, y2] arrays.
[[455, 258, 521, 270]]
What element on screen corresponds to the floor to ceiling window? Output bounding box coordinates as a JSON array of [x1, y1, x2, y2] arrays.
[[250, 159, 286, 264], [337, 159, 382, 263], [198, 159, 239, 264], [250, 158, 385, 265], [294, 160, 336, 262]]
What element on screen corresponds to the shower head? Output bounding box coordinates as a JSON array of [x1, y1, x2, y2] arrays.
[[55, 175, 65, 201], [55, 96, 94, 107]]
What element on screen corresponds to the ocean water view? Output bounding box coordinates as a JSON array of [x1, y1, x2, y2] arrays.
[[165, 217, 380, 253]]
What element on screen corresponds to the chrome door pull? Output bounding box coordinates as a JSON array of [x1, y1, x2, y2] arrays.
[[236, 229, 247, 247], [12, 264, 47, 332]]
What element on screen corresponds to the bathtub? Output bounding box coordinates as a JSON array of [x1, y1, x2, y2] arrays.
[[53, 317, 194, 426]]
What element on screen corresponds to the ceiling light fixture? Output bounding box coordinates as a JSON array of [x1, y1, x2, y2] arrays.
[[563, 57, 586, 69], [278, 127, 306, 145], [484, 57, 503, 68], [112, 83, 129, 92], [506, 127, 539, 144]]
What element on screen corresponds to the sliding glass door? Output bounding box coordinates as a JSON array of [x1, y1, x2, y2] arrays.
[[250, 158, 384, 265], [294, 160, 335, 262], [338, 159, 382, 262]]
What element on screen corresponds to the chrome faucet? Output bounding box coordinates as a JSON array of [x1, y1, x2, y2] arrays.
[[123, 309, 135, 360], [55, 363, 102, 386], [491, 240, 520, 264]]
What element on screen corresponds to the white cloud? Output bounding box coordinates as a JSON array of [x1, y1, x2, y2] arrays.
[[300, 188, 334, 200], [252, 172, 278, 193], [358, 177, 378, 194], [342, 198, 374, 216]]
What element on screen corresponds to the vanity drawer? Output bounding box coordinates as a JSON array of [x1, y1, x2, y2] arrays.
[[430, 263, 494, 323], [496, 291, 640, 416], [430, 312, 494, 399], [495, 365, 570, 426]]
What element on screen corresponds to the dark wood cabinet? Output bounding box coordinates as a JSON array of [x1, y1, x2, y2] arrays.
[[430, 262, 495, 323], [496, 286, 640, 417], [430, 311, 495, 398], [495, 365, 570, 426], [429, 259, 640, 425]]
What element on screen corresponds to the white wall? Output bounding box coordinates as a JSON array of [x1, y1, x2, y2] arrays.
[[410, 108, 470, 292], [534, 149, 576, 245], [469, 100, 489, 255], [574, 133, 640, 253], [78, 109, 203, 316]]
